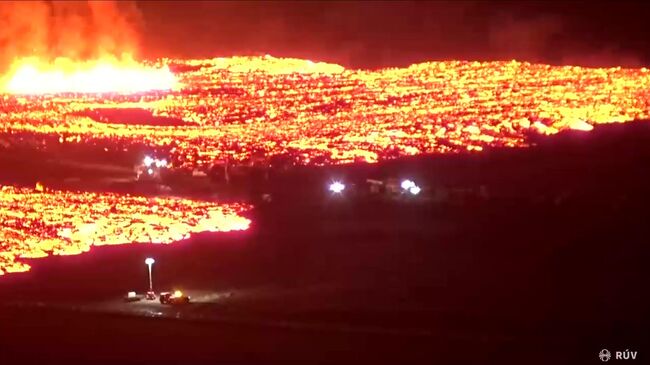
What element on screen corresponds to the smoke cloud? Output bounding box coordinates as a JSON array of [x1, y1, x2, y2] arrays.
[[135, 1, 647, 69], [487, 13, 564, 63], [0, 0, 142, 70], [486, 11, 644, 68], [0, 1, 645, 71]]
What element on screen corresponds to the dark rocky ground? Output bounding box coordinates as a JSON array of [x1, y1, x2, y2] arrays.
[[1, 121, 650, 364]]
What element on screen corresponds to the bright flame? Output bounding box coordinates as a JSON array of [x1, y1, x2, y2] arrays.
[[2, 55, 177, 95], [172, 290, 183, 298]]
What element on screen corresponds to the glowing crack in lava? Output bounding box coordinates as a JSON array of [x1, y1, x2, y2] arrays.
[[0, 185, 251, 276], [1, 55, 177, 94], [1, 56, 650, 168]]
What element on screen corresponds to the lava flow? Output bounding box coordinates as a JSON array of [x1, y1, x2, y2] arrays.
[[1, 55, 650, 169], [1, 54, 177, 94], [0, 185, 251, 275], [1, 55, 650, 275]]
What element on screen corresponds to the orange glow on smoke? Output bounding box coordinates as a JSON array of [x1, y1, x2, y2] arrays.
[[1, 54, 177, 94], [0, 185, 251, 275], [1, 56, 650, 167]]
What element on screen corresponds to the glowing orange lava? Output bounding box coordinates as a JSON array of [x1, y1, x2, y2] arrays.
[[1, 54, 177, 94], [0, 185, 251, 275], [1, 55, 650, 167]]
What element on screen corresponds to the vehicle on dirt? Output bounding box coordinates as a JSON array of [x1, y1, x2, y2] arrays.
[[159, 290, 190, 305]]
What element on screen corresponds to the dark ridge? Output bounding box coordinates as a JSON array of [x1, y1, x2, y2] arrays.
[[167, 63, 206, 73], [266, 119, 650, 201], [77, 108, 196, 127]]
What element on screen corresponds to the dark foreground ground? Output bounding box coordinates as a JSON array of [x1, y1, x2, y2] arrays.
[[2, 122, 650, 364], [1, 201, 647, 364]]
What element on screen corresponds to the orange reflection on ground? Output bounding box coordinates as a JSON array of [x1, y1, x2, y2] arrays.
[[0, 185, 251, 276]]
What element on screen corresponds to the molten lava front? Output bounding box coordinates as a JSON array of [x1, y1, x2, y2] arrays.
[[1, 56, 650, 168], [0, 185, 251, 275], [1, 55, 177, 94], [1, 55, 650, 275]]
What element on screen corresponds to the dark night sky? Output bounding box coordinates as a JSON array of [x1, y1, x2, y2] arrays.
[[136, 1, 650, 68]]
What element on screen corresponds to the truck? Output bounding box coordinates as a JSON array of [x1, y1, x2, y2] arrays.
[[159, 290, 190, 305]]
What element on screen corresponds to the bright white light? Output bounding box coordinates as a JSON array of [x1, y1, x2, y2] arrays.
[[329, 181, 345, 193], [145, 258, 155, 265], [143, 156, 154, 167], [153, 158, 168, 168], [401, 179, 416, 190], [147, 168, 153, 175], [409, 185, 421, 195]]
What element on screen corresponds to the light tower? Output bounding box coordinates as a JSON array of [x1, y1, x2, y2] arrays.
[[145, 257, 155, 293]]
